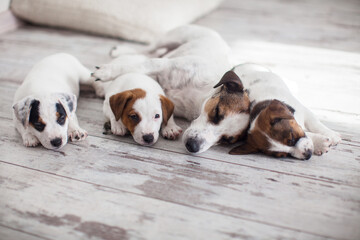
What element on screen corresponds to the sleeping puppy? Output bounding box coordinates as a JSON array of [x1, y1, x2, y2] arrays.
[[96, 64, 182, 145], [229, 63, 341, 160], [92, 25, 250, 153], [13, 53, 91, 149]]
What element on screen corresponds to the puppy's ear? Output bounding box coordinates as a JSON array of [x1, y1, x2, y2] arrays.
[[229, 142, 259, 155], [267, 100, 294, 124], [213, 71, 244, 93], [109, 91, 134, 121], [13, 96, 34, 127], [56, 93, 77, 116], [159, 95, 174, 126]]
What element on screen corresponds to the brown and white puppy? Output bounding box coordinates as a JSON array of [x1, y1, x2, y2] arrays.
[[100, 72, 182, 145], [229, 63, 341, 160], [182, 71, 250, 153]]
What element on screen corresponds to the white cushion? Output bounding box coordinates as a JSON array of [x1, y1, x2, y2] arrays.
[[11, 0, 223, 43]]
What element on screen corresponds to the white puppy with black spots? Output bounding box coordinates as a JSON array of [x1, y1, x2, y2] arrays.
[[13, 53, 92, 150]]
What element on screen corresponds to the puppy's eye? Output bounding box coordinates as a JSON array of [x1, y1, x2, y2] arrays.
[[270, 118, 282, 126], [155, 114, 160, 119], [129, 114, 139, 122], [34, 122, 45, 132], [287, 133, 297, 146], [57, 115, 66, 125]]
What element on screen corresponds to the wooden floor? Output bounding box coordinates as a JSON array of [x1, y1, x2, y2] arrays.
[[1, 0, 360, 239]]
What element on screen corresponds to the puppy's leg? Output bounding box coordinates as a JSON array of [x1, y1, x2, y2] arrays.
[[15, 121, 40, 147], [161, 115, 182, 140], [110, 116, 128, 136], [306, 132, 332, 156], [110, 45, 139, 58], [67, 114, 88, 141], [92, 55, 167, 82], [304, 109, 341, 146]]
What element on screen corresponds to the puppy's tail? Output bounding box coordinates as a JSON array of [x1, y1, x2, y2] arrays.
[[109, 45, 138, 58]]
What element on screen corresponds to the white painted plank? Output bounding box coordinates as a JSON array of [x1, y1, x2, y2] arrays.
[[0, 225, 48, 240], [0, 163, 331, 240]]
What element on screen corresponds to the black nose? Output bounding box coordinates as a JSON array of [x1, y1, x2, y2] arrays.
[[50, 138, 62, 148], [143, 134, 154, 144], [185, 138, 200, 153], [304, 149, 312, 160]]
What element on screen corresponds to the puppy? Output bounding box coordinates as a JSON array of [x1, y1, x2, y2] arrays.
[[96, 63, 182, 145], [92, 25, 250, 153], [229, 63, 341, 160], [13, 53, 91, 149]]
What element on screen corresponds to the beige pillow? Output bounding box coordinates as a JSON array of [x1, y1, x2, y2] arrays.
[[11, 0, 223, 43]]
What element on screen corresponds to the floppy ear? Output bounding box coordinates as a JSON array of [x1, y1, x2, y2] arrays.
[[109, 91, 134, 121], [159, 95, 174, 126], [229, 142, 259, 155], [56, 93, 77, 116], [13, 96, 34, 127], [268, 99, 294, 124], [213, 71, 244, 93]]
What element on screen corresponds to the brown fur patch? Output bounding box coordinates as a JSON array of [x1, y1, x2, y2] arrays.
[[205, 90, 250, 125], [231, 100, 305, 157], [159, 95, 174, 126], [109, 88, 146, 134]]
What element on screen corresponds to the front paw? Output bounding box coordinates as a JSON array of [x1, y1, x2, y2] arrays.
[[328, 131, 341, 146], [111, 122, 128, 136], [22, 134, 40, 147], [68, 128, 88, 142], [92, 64, 113, 82], [312, 134, 331, 156], [161, 124, 182, 140]]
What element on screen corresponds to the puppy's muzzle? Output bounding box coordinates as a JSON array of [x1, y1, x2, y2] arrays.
[[142, 134, 154, 144], [185, 138, 201, 153], [50, 137, 63, 148], [303, 149, 312, 160]]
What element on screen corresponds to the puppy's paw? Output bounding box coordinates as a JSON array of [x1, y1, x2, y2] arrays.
[[327, 131, 341, 146], [92, 64, 113, 82], [312, 134, 331, 156], [111, 122, 128, 136], [68, 128, 88, 142], [92, 81, 105, 98], [161, 124, 182, 140], [23, 134, 40, 147]]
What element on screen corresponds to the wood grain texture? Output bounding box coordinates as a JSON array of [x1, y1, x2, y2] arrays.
[[1, 0, 360, 239]]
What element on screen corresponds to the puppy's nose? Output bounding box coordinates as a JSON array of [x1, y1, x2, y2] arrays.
[[304, 149, 312, 160], [185, 138, 200, 153], [50, 138, 62, 148], [143, 134, 154, 144]]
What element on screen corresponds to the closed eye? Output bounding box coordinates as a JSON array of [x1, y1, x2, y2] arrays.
[[270, 118, 282, 126], [211, 105, 224, 124]]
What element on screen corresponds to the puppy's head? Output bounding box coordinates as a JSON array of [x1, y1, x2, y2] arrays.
[[230, 99, 313, 160], [110, 89, 174, 145], [183, 71, 250, 154], [13, 93, 76, 149]]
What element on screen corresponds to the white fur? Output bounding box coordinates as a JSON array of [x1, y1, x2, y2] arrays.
[[92, 25, 235, 152], [233, 63, 341, 158], [99, 72, 182, 145], [13, 53, 92, 149]]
